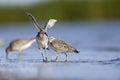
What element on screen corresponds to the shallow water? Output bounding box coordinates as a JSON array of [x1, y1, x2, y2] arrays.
[[0, 21, 120, 80]]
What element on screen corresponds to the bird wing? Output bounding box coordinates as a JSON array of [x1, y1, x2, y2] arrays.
[[44, 19, 57, 31], [25, 10, 41, 32]]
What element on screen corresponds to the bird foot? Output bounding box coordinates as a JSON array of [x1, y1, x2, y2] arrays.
[[43, 58, 48, 62], [51, 60, 57, 62], [45, 57, 48, 62], [43, 59, 46, 62], [51, 56, 58, 62], [65, 59, 68, 62]]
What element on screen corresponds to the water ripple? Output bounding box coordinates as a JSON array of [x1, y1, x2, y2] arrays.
[[0, 57, 120, 65]]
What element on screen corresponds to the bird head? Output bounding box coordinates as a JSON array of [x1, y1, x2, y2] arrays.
[[49, 36, 56, 43], [37, 29, 48, 40]]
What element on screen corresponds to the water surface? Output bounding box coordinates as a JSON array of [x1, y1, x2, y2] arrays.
[[0, 21, 120, 80]]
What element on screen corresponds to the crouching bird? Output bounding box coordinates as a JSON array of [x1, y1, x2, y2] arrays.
[[6, 38, 36, 59], [49, 36, 79, 62]]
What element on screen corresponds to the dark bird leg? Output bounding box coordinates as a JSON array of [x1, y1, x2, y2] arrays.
[[65, 53, 68, 62], [51, 53, 58, 62]]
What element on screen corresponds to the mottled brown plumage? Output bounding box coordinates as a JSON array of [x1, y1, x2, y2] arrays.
[[49, 36, 79, 62], [50, 40, 78, 53]]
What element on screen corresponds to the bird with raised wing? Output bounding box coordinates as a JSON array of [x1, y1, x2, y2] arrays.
[[25, 10, 57, 62]]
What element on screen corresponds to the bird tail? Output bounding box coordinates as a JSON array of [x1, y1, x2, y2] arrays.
[[74, 49, 80, 54]]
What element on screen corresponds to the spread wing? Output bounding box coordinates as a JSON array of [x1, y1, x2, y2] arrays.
[[25, 10, 41, 32], [44, 19, 57, 31]]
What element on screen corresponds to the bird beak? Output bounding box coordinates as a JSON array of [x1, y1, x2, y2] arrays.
[[5, 48, 9, 59], [6, 53, 8, 59]]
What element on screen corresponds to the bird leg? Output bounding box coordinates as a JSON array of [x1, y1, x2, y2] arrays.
[[51, 53, 58, 62], [42, 52, 46, 62], [40, 48, 46, 62], [44, 49, 48, 62], [6, 53, 8, 59], [65, 53, 68, 62]]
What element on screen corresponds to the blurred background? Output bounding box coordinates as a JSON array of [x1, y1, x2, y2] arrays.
[[0, 0, 120, 80], [0, 0, 120, 23]]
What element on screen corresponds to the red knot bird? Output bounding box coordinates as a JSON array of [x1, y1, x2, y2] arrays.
[[6, 38, 36, 59], [25, 10, 57, 62], [49, 36, 79, 62]]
